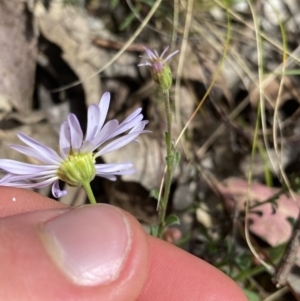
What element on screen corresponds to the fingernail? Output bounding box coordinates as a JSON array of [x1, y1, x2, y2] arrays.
[[41, 205, 132, 286]]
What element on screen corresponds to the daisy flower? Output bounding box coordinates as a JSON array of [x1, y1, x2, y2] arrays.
[[0, 92, 148, 202], [138, 46, 179, 91]]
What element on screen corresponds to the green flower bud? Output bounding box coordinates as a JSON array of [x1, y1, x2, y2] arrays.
[[151, 61, 172, 91]]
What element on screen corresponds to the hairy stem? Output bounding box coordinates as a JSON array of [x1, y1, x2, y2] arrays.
[[158, 89, 174, 238]]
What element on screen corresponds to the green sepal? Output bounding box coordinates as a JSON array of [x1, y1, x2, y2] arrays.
[[152, 64, 172, 91]]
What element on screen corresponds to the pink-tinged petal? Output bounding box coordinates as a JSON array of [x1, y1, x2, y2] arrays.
[[9, 145, 62, 165], [137, 62, 152, 67], [165, 50, 179, 62], [17, 133, 62, 163], [0, 160, 57, 175], [160, 46, 169, 58], [52, 180, 67, 198], [143, 46, 157, 59], [68, 114, 83, 152], [98, 92, 110, 132], [94, 131, 145, 157], [85, 104, 101, 141], [59, 121, 71, 159]]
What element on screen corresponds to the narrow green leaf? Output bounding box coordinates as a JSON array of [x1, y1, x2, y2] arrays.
[[150, 224, 159, 237], [150, 189, 159, 200], [173, 150, 181, 165], [165, 214, 180, 227], [119, 12, 136, 31]]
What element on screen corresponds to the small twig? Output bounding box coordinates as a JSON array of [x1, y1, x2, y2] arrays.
[[92, 38, 146, 52], [248, 188, 286, 210]]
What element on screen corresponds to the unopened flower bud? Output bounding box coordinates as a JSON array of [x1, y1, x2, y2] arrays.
[[151, 62, 172, 91]]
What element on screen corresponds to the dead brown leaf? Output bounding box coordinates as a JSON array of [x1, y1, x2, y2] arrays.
[[0, 0, 37, 112], [216, 178, 300, 246]]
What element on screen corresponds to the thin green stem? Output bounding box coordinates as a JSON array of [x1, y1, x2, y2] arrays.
[[158, 89, 174, 238], [82, 181, 97, 204]]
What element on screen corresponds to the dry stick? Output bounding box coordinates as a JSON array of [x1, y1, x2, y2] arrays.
[[272, 213, 300, 288]]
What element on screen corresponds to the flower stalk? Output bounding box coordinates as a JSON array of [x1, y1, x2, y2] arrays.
[[138, 46, 179, 238], [158, 88, 174, 238], [82, 181, 97, 204]]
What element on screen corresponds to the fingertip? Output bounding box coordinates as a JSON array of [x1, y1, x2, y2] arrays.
[[0, 187, 67, 218], [0, 204, 149, 301], [138, 236, 247, 301]]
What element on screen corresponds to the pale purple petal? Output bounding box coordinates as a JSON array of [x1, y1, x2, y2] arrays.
[[143, 46, 157, 59], [59, 121, 71, 159], [82, 120, 119, 152], [121, 108, 142, 124], [138, 46, 178, 67], [0, 173, 21, 184], [68, 114, 83, 152], [129, 120, 148, 133], [52, 180, 67, 198], [17, 133, 62, 164], [96, 168, 136, 176], [95, 174, 117, 181], [9, 145, 62, 165], [106, 114, 144, 140], [112, 169, 136, 175], [94, 131, 145, 157], [85, 104, 101, 141], [137, 62, 151, 67], [160, 46, 170, 58], [98, 92, 110, 132], [95, 163, 133, 173], [0, 173, 35, 184], [0, 160, 57, 175], [95, 168, 136, 180], [0, 176, 58, 189], [165, 50, 179, 62]]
